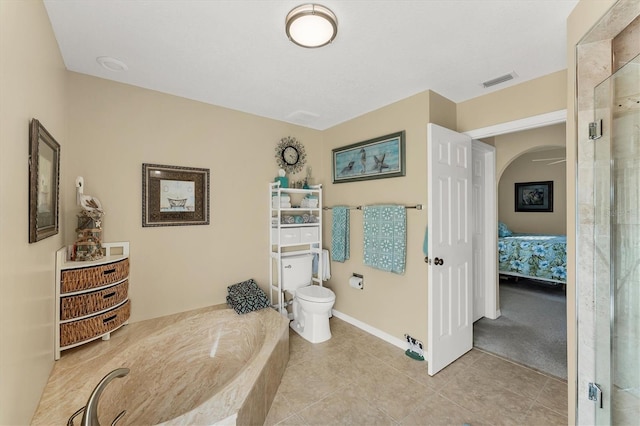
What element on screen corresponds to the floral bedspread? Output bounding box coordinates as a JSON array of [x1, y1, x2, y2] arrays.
[[498, 234, 567, 284]]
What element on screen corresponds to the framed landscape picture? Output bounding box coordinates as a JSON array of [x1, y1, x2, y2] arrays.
[[29, 119, 60, 243], [142, 163, 210, 227]]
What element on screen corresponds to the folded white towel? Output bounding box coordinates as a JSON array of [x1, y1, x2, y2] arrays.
[[272, 194, 290, 201], [300, 198, 318, 208], [322, 249, 331, 281], [272, 201, 292, 209]]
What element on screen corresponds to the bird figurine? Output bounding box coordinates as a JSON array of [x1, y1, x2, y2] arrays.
[[80, 195, 103, 214], [340, 160, 355, 175]]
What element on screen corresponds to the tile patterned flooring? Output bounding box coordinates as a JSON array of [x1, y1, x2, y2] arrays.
[[265, 317, 568, 426]]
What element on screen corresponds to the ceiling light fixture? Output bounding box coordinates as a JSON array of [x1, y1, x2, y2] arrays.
[[96, 56, 128, 72], [285, 4, 337, 48]]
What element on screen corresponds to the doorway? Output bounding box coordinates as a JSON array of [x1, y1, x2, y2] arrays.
[[426, 112, 567, 375], [465, 112, 568, 378], [474, 142, 568, 379]]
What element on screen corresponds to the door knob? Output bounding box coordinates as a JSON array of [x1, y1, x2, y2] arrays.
[[434, 257, 444, 266]]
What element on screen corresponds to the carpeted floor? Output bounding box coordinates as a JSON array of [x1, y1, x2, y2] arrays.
[[473, 278, 567, 380]]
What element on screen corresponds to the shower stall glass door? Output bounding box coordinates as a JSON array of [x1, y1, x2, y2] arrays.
[[592, 53, 640, 424]]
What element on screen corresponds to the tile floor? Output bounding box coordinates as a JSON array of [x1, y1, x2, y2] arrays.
[[265, 317, 568, 426]]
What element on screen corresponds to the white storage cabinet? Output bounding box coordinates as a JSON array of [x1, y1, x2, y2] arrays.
[[269, 183, 322, 316]]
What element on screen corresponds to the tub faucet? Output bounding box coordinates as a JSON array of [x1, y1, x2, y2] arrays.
[[79, 367, 130, 426]]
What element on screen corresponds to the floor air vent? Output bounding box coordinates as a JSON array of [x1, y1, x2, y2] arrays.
[[482, 71, 518, 88]]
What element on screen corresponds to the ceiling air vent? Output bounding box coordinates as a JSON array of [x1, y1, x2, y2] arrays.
[[482, 71, 518, 88], [286, 110, 319, 125]]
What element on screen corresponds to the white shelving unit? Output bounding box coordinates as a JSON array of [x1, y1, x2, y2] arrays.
[[269, 182, 322, 316]]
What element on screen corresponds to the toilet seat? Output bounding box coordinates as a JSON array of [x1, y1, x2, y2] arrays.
[[296, 285, 335, 303]]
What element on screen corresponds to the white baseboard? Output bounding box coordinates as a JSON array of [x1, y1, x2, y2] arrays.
[[486, 309, 501, 320], [331, 309, 409, 351]]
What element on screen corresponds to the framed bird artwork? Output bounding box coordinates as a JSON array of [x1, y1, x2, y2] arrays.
[[332, 131, 406, 183]]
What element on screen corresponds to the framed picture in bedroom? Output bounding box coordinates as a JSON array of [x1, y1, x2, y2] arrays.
[[332, 131, 405, 183], [515, 181, 553, 212], [29, 119, 61, 243], [142, 163, 210, 227]]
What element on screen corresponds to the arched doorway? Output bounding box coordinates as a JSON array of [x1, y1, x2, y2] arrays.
[[475, 123, 568, 379]]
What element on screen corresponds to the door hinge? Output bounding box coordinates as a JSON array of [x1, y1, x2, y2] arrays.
[[424, 257, 431, 265], [588, 382, 603, 408], [589, 120, 603, 140]]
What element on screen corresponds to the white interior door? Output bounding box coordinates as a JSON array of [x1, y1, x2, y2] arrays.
[[472, 145, 486, 322], [471, 140, 497, 321], [427, 123, 473, 376]]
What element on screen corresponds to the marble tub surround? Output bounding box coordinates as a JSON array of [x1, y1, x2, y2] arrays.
[[32, 305, 289, 425]]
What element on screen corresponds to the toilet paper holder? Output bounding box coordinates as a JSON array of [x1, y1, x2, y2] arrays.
[[349, 273, 364, 290]]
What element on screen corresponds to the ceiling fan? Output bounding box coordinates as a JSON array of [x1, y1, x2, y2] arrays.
[[532, 157, 566, 165]]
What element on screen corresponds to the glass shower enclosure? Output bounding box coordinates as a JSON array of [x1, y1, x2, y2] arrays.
[[592, 52, 640, 424]]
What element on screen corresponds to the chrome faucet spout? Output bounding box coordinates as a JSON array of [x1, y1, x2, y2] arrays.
[[80, 368, 129, 426]]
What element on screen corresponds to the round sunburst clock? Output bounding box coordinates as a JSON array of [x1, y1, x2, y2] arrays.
[[275, 136, 306, 174]]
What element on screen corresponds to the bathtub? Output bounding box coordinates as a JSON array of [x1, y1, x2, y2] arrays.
[[32, 305, 289, 425]]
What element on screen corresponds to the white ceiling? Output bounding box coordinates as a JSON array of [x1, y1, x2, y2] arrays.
[[43, 0, 578, 130]]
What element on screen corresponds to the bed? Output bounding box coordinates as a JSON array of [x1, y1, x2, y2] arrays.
[[497, 223, 567, 285]]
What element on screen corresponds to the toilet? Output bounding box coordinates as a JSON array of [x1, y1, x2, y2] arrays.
[[281, 254, 335, 343]]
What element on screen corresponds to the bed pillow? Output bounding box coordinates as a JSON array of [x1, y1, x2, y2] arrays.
[[498, 222, 513, 237]]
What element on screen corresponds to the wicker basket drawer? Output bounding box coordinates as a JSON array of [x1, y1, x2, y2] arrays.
[[61, 258, 129, 294], [60, 280, 129, 321], [60, 300, 130, 347]]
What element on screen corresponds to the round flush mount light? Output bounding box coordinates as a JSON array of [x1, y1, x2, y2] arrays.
[[285, 4, 337, 48], [96, 56, 128, 72]]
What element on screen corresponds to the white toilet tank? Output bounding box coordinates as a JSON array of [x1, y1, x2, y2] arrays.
[[281, 254, 313, 291]]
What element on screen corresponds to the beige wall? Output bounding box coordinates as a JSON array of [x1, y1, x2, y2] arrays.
[[499, 148, 566, 235], [496, 126, 567, 235], [320, 91, 432, 343], [457, 70, 567, 132], [494, 123, 567, 179], [0, 1, 68, 423], [428, 90, 457, 131], [66, 72, 323, 322]]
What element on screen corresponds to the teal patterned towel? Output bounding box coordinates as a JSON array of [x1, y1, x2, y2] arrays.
[[363, 205, 406, 274], [331, 206, 350, 262]]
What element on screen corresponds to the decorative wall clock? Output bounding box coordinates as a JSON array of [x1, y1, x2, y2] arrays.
[[275, 136, 306, 174]]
